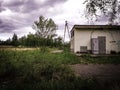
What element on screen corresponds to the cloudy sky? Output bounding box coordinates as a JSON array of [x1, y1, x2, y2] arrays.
[[0, 0, 109, 41]]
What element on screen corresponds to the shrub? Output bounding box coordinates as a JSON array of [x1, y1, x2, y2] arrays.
[[32, 62, 74, 81], [0, 50, 16, 79]]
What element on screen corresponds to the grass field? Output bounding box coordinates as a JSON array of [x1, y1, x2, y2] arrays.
[[0, 47, 120, 90]]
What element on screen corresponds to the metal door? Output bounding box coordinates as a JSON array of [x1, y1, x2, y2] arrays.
[[98, 36, 106, 54], [91, 38, 99, 54]]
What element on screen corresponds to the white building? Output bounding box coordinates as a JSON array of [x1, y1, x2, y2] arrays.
[[70, 25, 120, 54]]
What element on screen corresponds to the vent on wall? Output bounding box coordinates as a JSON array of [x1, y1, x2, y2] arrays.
[[80, 46, 87, 53], [109, 41, 116, 43]]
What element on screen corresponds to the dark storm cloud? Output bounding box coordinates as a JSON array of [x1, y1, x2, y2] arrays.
[[3, 0, 24, 7], [44, 0, 67, 6], [0, 16, 32, 33], [0, 0, 67, 34], [2, 0, 67, 13], [21, 0, 43, 13], [0, 18, 16, 33], [0, 1, 5, 12]]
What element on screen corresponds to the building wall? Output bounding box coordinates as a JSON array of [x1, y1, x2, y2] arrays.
[[73, 29, 120, 54], [70, 37, 74, 52]]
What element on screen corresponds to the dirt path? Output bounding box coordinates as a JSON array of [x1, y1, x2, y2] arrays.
[[71, 64, 120, 81]]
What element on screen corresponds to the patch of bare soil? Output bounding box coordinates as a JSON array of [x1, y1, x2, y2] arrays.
[[71, 64, 120, 81], [51, 50, 63, 53], [0, 47, 38, 51]]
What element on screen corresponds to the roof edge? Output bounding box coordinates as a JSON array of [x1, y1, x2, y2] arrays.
[[71, 25, 120, 31]]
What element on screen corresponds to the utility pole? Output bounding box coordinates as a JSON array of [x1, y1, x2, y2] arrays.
[[64, 21, 70, 43]]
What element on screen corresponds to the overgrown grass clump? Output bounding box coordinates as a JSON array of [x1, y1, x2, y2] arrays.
[[0, 49, 82, 90]]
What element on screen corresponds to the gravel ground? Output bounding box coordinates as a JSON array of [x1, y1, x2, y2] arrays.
[[71, 64, 120, 81]]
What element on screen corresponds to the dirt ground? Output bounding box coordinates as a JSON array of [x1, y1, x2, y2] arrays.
[[71, 64, 120, 81]]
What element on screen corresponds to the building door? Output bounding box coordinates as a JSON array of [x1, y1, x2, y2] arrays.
[[98, 36, 106, 54], [91, 38, 99, 54]]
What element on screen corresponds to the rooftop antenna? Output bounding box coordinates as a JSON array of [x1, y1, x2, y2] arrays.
[[64, 21, 70, 42]]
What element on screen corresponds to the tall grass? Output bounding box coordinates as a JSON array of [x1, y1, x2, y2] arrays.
[[0, 49, 120, 90], [0, 49, 80, 90]]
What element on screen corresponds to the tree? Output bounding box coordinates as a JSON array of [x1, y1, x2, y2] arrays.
[[5, 38, 12, 45], [54, 37, 63, 47], [12, 33, 19, 46], [19, 36, 26, 46], [33, 16, 57, 39], [0, 39, 3, 45], [84, 0, 120, 24]]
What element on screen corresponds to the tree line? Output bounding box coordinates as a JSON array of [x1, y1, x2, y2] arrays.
[[0, 16, 64, 48], [0, 33, 63, 48]]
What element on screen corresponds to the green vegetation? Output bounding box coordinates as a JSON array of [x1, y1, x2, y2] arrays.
[[0, 48, 120, 90], [79, 54, 120, 64], [0, 49, 90, 90], [33, 16, 57, 39], [0, 33, 63, 48]]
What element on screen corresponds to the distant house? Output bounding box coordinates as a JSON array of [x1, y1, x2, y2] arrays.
[[70, 25, 120, 54]]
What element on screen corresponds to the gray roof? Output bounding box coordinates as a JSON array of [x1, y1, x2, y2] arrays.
[[72, 25, 120, 31]]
